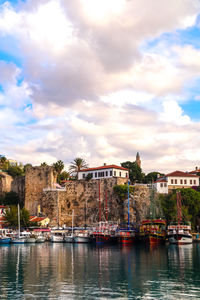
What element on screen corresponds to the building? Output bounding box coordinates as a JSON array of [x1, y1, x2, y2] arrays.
[[78, 164, 129, 180], [136, 152, 141, 168], [166, 170, 199, 192], [153, 170, 199, 194], [153, 178, 168, 194]]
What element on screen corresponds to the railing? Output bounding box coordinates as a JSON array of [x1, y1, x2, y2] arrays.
[[43, 187, 66, 192]]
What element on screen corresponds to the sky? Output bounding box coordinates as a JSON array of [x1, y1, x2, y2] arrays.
[[1, 0, 200, 174]]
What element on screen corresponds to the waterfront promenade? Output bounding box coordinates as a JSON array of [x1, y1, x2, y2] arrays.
[[0, 243, 200, 299]]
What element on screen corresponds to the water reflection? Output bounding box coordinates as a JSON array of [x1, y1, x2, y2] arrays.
[[0, 243, 200, 299]]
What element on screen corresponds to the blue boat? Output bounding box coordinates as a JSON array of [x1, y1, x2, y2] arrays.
[[0, 237, 11, 244]]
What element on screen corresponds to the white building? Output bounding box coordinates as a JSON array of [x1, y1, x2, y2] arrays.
[[78, 164, 129, 180], [154, 170, 199, 194], [166, 170, 199, 190], [154, 178, 168, 194]]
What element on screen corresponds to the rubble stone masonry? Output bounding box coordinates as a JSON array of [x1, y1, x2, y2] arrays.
[[25, 166, 57, 214]]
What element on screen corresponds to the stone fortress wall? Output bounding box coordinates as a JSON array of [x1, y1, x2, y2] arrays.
[[0, 166, 151, 226]]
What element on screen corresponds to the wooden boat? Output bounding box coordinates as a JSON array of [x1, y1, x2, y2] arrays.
[[168, 222, 192, 244], [117, 230, 135, 244], [167, 192, 192, 245], [140, 219, 166, 245]]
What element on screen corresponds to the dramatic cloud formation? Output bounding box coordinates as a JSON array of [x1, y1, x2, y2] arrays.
[[0, 0, 200, 173]]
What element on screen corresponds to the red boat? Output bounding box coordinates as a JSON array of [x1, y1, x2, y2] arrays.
[[117, 231, 135, 244], [140, 219, 166, 245]]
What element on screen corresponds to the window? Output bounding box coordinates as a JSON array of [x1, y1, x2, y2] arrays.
[[180, 179, 183, 184], [106, 171, 108, 176], [190, 180, 192, 184], [194, 180, 196, 185], [110, 170, 112, 176], [119, 171, 121, 177], [160, 183, 163, 187], [95, 172, 97, 178], [171, 179, 173, 184], [114, 171, 116, 176], [126, 173, 128, 178], [175, 179, 177, 184], [83, 173, 85, 178], [184, 180, 187, 184], [98, 172, 100, 177], [164, 183, 167, 187]]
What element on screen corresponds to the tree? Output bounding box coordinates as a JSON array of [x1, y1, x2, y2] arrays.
[[41, 162, 48, 167], [121, 161, 144, 183], [143, 172, 164, 183], [69, 158, 88, 178], [4, 206, 30, 228], [57, 171, 70, 184], [161, 188, 200, 228], [23, 163, 32, 172], [7, 165, 24, 177], [52, 160, 64, 175]]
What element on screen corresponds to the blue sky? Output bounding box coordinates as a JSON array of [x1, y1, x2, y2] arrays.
[[1, 0, 200, 173]]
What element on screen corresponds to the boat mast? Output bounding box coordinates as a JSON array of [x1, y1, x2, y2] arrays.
[[99, 181, 101, 224], [177, 191, 182, 225], [72, 209, 74, 235], [128, 181, 130, 230], [105, 190, 108, 222], [18, 203, 20, 237]]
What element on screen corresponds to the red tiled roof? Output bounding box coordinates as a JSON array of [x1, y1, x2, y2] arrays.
[[189, 169, 200, 174], [30, 217, 47, 222], [165, 171, 199, 178], [155, 179, 167, 183], [79, 165, 129, 172]]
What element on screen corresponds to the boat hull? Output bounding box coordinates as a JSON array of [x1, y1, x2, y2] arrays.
[[12, 237, 26, 244], [64, 236, 74, 243], [36, 236, 46, 243], [168, 234, 192, 245], [0, 238, 11, 244], [26, 238, 36, 243], [141, 233, 166, 245], [50, 236, 64, 243], [74, 236, 91, 243]]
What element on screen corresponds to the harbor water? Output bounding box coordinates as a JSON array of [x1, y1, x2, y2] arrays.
[[0, 243, 200, 299]]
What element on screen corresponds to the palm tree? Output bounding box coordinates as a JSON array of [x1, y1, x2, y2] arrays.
[[69, 158, 88, 178], [52, 160, 64, 175]]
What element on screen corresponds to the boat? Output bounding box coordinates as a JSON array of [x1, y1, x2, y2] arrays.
[[26, 235, 36, 243], [117, 230, 135, 244], [64, 209, 75, 243], [167, 191, 192, 245], [50, 232, 64, 242], [167, 222, 192, 244], [140, 219, 166, 245], [91, 222, 118, 244], [0, 236, 11, 244], [12, 204, 26, 244], [36, 234, 46, 243], [74, 230, 91, 243]]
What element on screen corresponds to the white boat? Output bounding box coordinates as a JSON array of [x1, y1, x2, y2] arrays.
[[26, 236, 36, 243], [36, 235, 46, 243], [74, 231, 91, 243], [64, 234, 75, 243], [168, 223, 192, 244], [50, 232, 64, 242], [167, 191, 192, 245], [12, 204, 26, 244], [64, 209, 75, 243]]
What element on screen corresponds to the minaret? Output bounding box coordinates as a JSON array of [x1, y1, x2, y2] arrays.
[[136, 152, 141, 168]]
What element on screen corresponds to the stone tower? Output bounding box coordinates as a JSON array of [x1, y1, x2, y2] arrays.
[[25, 166, 57, 215], [136, 152, 141, 168]]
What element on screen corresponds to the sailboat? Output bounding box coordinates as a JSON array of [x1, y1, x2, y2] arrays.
[[167, 191, 192, 244], [64, 209, 75, 243], [12, 204, 26, 244], [140, 186, 166, 245]]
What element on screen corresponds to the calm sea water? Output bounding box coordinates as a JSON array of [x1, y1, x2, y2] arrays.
[[0, 243, 200, 299]]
